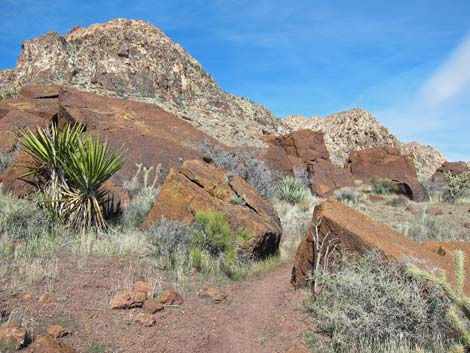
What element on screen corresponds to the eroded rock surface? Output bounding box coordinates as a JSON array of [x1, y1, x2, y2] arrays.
[[143, 159, 282, 258]]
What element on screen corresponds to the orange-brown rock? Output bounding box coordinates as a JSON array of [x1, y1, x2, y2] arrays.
[[265, 130, 354, 197], [292, 200, 470, 294], [19, 85, 61, 99], [426, 206, 444, 216], [431, 161, 470, 182], [46, 325, 70, 338], [346, 147, 428, 201], [110, 290, 147, 309], [38, 293, 56, 304], [158, 290, 183, 305], [198, 287, 228, 303], [368, 194, 386, 203], [134, 313, 156, 327], [132, 281, 153, 297], [142, 299, 165, 314], [29, 336, 77, 353], [0, 322, 26, 350], [57, 87, 221, 185], [0, 151, 38, 197], [142, 159, 282, 258]]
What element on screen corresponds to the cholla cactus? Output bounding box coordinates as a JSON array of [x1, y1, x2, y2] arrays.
[[408, 250, 470, 352]]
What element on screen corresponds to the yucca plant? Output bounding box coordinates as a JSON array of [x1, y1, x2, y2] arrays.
[[59, 135, 125, 231], [18, 123, 125, 231], [277, 176, 308, 205]]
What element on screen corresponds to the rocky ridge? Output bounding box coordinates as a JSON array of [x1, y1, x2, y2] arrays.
[[0, 18, 286, 147], [284, 108, 447, 180]]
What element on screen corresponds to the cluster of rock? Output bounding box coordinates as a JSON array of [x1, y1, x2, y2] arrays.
[[284, 109, 447, 181]]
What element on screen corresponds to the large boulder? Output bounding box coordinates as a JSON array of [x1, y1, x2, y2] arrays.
[[431, 161, 470, 182], [346, 147, 428, 201], [292, 200, 470, 295], [265, 130, 354, 197], [58, 87, 220, 185], [143, 159, 282, 258]]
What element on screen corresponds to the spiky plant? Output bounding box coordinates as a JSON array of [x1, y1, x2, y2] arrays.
[[278, 176, 308, 205], [408, 250, 470, 352], [18, 123, 85, 221], [18, 123, 125, 231], [59, 135, 125, 231]]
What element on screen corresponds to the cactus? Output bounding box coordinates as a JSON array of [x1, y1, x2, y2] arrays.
[[408, 250, 470, 352]]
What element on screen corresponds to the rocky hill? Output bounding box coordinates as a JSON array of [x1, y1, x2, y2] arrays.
[[0, 18, 286, 147], [284, 108, 446, 180]]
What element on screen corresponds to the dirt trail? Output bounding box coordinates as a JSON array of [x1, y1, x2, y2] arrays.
[[1, 257, 313, 353]]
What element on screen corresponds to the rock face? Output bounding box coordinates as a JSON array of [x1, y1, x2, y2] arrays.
[[0, 322, 27, 350], [346, 147, 428, 201], [432, 161, 470, 182], [292, 200, 470, 295], [0, 19, 285, 147], [143, 159, 282, 258], [0, 85, 219, 196], [264, 130, 354, 197], [284, 109, 447, 181]]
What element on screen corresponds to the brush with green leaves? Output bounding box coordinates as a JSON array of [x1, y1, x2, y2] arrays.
[[18, 122, 125, 231]]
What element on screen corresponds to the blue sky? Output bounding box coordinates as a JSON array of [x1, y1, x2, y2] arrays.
[[1, 0, 469, 160]]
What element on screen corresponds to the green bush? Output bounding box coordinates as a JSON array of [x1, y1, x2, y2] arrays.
[[18, 123, 125, 231], [334, 187, 360, 206], [444, 172, 470, 203], [370, 177, 399, 195], [0, 84, 20, 100], [278, 176, 308, 205], [0, 150, 17, 175], [308, 252, 454, 353], [191, 211, 252, 278]]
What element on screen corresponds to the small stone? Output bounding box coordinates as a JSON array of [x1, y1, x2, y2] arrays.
[[22, 292, 34, 300], [464, 222, 470, 229], [38, 293, 56, 304], [110, 290, 147, 309], [142, 299, 165, 314], [0, 322, 27, 350], [199, 287, 227, 303], [46, 325, 70, 338], [134, 313, 156, 327], [437, 246, 449, 256], [158, 290, 183, 305], [132, 281, 153, 297], [30, 336, 77, 353]]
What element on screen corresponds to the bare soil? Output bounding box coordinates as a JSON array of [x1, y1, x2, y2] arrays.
[[0, 256, 313, 353]]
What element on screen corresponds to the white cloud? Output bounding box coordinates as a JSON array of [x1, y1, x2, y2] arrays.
[[419, 36, 470, 105]]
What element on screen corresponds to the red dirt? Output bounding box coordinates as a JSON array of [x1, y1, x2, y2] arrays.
[[0, 257, 313, 353]]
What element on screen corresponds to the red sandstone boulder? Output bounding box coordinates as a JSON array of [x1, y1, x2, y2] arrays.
[[29, 336, 77, 353], [431, 161, 470, 182], [110, 290, 147, 309], [19, 85, 61, 99], [292, 200, 470, 295], [0, 322, 27, 350], [265, 130, 354, 197], [142, 159, 282, 258], [57, 87, 220, 185], [158, 290, 184, 305], [346, 147, 428, 201]]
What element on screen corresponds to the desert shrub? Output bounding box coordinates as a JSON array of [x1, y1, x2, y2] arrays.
[[308, 252, 454, 353], [147, 218, 192, 269], [370, 177, 399, 195], [0, 84, 20, 100], [0, 185, 53, 241], [443, 172, 470, 203], [409, 250, 470, 353], [229, 194, 246, 206], [191, 211, 252, 278], [278, 176, 308, 205], [199, 142, 279, 199], [19, 123, 125, 231], [334, 187, 360, 206], [395, 210, 463, 242], [121, 164, 161, 228]]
